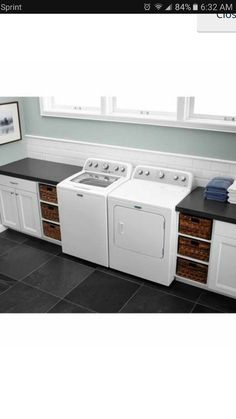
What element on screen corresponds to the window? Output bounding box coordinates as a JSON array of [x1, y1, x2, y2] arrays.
[[40, 96, 236, 133], [189, 96, 236, 122], [113, 96, 177, 117]]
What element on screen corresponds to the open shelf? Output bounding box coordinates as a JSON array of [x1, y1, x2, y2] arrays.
[[177, 253, 209, 266], [41, 217, 60, 226], [178, 232, 211, 243]]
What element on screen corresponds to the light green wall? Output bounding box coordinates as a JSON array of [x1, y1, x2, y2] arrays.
[[22, 97, 236, 161], [0, 97, 26, 166]]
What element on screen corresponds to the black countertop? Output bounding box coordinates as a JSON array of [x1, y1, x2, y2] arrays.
[[0, 158, 82, 185], [176, 186, 236, 225]]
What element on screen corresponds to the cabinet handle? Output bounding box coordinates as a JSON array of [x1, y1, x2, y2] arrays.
[[77, 193, 83, 197], [134, 205, 142, 209], [10, 181, 18, 185], [15, 193, 19, 196], [10, 192, 14, 195]]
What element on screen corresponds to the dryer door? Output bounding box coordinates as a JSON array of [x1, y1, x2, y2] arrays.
[[114, 205, 165, 258]]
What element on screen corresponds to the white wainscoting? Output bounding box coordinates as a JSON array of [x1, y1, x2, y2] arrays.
[[25, 134, 236, 187]]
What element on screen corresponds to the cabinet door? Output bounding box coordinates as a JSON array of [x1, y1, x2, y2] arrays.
[[208, 235, 236, 297], [16, 190, 42, 237], [0, 186, 20, 230]]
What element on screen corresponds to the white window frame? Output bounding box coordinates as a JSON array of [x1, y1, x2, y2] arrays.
[[40, 97, 236, 133]]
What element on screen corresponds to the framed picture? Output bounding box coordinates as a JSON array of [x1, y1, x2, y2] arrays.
[[0, 101, 22, 145]]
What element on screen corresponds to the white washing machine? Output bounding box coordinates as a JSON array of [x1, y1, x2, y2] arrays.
[[57, 158, 132, 266], [108, 166, 193, 285]]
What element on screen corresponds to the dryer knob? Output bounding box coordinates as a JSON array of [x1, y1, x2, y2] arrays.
[[94, 163, 98, 168], [114, 166, 119, 171], [145, 171, 150, 176], [103, 163, 109, 170], [121, 167, 126, 173], [88, 161, 93, 167], [174, 175, 179, 181], [181, 176, 186, 182], [159, 171, 165, 179], [138, 170, 143, 175]]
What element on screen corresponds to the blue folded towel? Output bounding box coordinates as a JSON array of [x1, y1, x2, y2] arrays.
[[204, 192, 228, 202], [206, 177, 234, 192]]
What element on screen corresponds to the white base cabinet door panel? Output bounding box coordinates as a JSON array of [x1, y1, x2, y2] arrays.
[[0, 186, 20, 230], [208, 221, 236, 298], [16, 190, 41, 237]]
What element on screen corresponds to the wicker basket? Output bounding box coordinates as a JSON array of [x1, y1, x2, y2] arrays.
[[179, 213, 212, 240], [39, 184, 58, 204], [41, 203, 59, 222], [176, 257, 208, 283], [43, 221, 61, 241], [178, 236, 210, 262]]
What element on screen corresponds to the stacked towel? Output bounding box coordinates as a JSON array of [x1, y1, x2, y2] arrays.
[[204, 177, 234, 202], [228, 180, 236, 204]]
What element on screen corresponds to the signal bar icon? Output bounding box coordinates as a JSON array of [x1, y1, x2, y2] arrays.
[[165, 4, 172, 11]]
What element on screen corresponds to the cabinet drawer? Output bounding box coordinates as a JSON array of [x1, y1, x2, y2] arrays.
[[178, 236, 211, 262], [179, 213, 212, 240], [214, 220, 236, 239], [176, 257, 208, 284], [0, 175, 37, 193]]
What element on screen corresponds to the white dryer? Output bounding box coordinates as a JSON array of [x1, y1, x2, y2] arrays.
[[108, 166, 193, 286], [57, 158, 132, 266]]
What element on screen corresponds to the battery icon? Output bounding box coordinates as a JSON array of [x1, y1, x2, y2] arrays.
[[193, 3, 198, 10]]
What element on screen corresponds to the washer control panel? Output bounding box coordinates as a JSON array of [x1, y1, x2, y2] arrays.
[[133, 166, 191, 187], [84, 159, 130, 177]]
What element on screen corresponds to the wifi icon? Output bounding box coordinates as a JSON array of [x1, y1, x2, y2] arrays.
[[154, 3, 163, 10]]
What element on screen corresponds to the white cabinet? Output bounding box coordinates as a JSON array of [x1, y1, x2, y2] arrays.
[[16, 190, 41, 236], [208, 221, 236, 298], [0, 177, 41, 238], [0, 186, 20, 230]]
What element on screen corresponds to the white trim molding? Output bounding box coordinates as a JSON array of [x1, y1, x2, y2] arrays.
[[40, 97, 236, 133], [25, 134, 236, 188], [0, 224, 7, 233]]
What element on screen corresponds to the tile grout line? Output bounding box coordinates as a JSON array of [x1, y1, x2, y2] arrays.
[[118, 284, 144, 313], [96, 268, 204, 306], [46, 297, 96, 313], [190, 291, 204, 313]]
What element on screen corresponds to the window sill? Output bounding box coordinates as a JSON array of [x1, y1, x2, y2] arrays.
[[40, 109, 236, 134]]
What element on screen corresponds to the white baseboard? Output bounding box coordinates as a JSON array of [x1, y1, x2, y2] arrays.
[[25, 134, 236, 187], [0, 224, 7, 233]]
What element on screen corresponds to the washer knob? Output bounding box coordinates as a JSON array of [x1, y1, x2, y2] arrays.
[[103, 163, 109, 170], [88, 161, 93, 167], [94, 163, 98, 168], [174, 175, 179, 181], [159, 171, 165, 179], [145, 171, 150, 176], [181, 176, 186, 182], [138, 170, 143, 175], [121, 167, 126, 173], [114, 166, 119, 171]]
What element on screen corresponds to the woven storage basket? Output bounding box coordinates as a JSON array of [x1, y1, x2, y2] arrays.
[[39, 184, 58, 204], [41, 203, 59, 222], [43, 221, 61, 241], [179, 213, 212, 240], [176, 257, 208, 284], [178, 236, 210, 262]]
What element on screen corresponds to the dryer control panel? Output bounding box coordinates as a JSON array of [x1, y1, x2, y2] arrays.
[[133, 166, 193, 188]]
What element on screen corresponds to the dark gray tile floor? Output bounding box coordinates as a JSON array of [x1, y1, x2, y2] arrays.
[[0, 229, 235, 313]]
